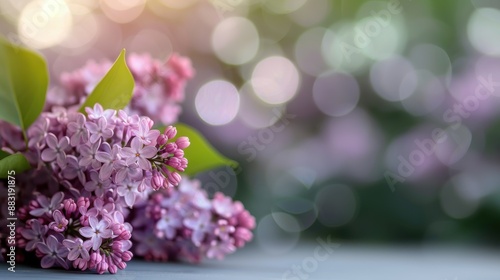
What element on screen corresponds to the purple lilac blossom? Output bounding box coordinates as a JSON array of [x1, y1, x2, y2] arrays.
[[46, 53, 195, 125], [129, 178, 255, 262]]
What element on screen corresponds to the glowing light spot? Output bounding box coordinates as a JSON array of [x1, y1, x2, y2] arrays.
[[212, 17, 259, 65], [400, 70, 446, 116], [370, 55, 416, 102], [251, 56, 300, 105], [195, 80, 240, 126], [294, 27, 329, 76], [100, 0, 145, 23], [468, 8, 500, 56], [18, 0, 73, 49], [238, 82, 284, 129]]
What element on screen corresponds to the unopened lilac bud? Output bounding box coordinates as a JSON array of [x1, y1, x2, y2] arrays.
[[163, 143, 177, 154], [120, 230, 132, 240], [174, 149, 184, 158], [157, 134, 168, 146], [108, 264, 118, 274], [112, 224, 123, 235], [96, 261, 108, 274], [164, 126, 177, 139], [175, 137, 190, 149], [152, 171, 165, 190], [122, 251, 133, 262], [63, 198, 77, 215], [167, 171, 182, 186], [90, 252, 102, 267], [77, 197, 90, 209]]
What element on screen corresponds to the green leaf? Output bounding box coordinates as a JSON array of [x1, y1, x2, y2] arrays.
[[172, 123, 238, 176], [0, 153, 31, 178], [0, 150, 10, 160], [0, 37, 48, 133], [79, 49, 134, 113]]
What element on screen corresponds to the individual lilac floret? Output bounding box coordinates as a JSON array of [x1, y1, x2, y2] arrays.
[[37, 235, 69, 269], [79, 217, 113, 250], [46, 53, 195, 125], [130, 178, 255, 263]]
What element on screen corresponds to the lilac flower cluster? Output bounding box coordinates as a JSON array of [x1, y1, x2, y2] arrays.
[[47, 53, 194, 125], [130, 178, 255, 263], [0, 49, 257, 274], [27, 104, 189, 201], [0, 103, 190, 273], [17, 194, 133, 274]]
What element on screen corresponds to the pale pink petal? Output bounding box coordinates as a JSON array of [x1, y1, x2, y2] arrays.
[[37, 243, 51, 255], [131, 137, 142, 151], [29, 208, 47, 217], [41, 149, 57, 162], [80, 248, 90, 261], [68, 249, 79, 261], [141, 146, 157, 158], [45, 134, 58, 149], [41, 255, 55, 268], [79, 227, 94, 238], [92, 236, 102, 250], [137, 157, 151, 170], [125, 192, 135, 207], [89, 217, 98, 229], [100, 229, 113, 239]]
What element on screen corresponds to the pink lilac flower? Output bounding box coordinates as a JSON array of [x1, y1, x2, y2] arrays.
[[133, 118, 160, 145], [84, 171, 111, 197], [214, 220, 235, 241], [62, 238, 91, 261], [46, 53, 194, 126], [62, 155, 86, 185], [79, 217, 113, 251], [86, 117, 113, 143], [41, 133, 70, 168], [49, 210, 68, 232], [213, 193, 234, 218], [156, 209, 182, 239], [20, 220, 47, 251], [184, 211, 211, 246], [17, 194, 134, 274], [114, 160, 141, 183], [27, 117, 49, 148], [78, 139, 102, 169], [130, 178, 255, 263], [95, 144, 121, 180], [207, 239, 236, 260], [67, 113, 89, 146], [121, 137, 157, 170], [29, 192, 64, 217], [116, 181, 141, 207], [85, 104, 115, 121], [37, 235, 69, 269]]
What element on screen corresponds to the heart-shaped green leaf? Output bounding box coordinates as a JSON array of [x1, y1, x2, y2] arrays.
[[0, 153, 31, 178], [0, 37, 48, 134], [171, 123, 238, 176], [79, 49, 134, 112]]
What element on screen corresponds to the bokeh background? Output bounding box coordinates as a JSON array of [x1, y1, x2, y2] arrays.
[[1, 0, 500, 254]]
